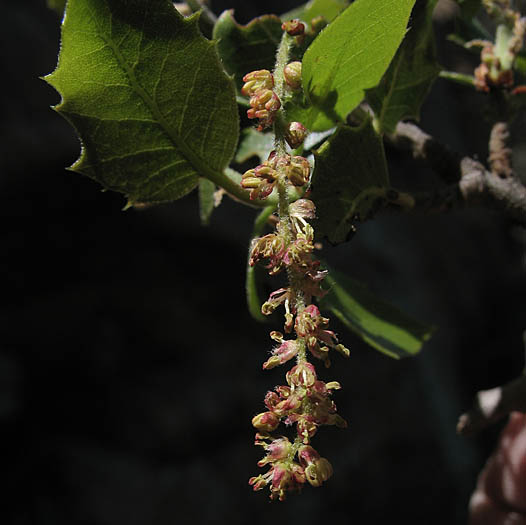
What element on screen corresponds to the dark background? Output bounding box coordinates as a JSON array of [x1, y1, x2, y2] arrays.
[[2, 0, 526, 523]]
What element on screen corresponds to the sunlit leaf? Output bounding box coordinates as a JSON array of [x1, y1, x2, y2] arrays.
[[281, 0, 349, 24], [301, 0, 416, 129], [46, 0, 239, 205], [320, 267, 434, 358], [366, 0, 440, 134]]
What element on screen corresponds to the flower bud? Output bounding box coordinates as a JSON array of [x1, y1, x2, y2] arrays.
[[263, 340, 300, 369], [286, 156, 310, 186], [265, 437, 292, 461], [290, 198, 316, 220], [281, 19, 305, 36], [240, 169, 260, 189], [276, 383, 290, 395], [252, 411, 280, 432], [285, 122, 307, 149], [261, 288, 290, 315], [264, 390, 280, 410], [241, 69, 274, 97], [250, 88, 274, 108], [298, 446, 333, 487], [254, 164, 278, 181], [286, 362, 317, 387], [284, 61, 302, 90], [296, 416, 318, 442], [284, 311, 294, 333]]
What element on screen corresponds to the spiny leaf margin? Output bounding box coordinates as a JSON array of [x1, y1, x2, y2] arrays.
[[46, 0, 239, 205]]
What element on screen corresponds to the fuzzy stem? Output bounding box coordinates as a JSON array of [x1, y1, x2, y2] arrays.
[[273, 34, 293, 115], [272, 33, 309, 364], [273, 32, 294, 236]]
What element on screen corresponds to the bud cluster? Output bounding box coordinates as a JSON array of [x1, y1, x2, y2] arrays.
[[247, 195, 350, 500], [241, 151, 310, 201], [242, 60, 304, 131], [472, 4, 526, 91], [242, 70, 281, 130]]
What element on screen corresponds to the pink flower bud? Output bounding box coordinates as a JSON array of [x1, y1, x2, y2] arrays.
[[286, 156, 310, 186], [290, 198, 316, 220], [284, 312, 294, 333], [254, 164, 277, 181], [296, 416, 318, 442], [264, 390, 280, 410], [285, 122, 307, 149], [265, 92, 281, 113], [276, 385, 291, 398], [263, 340, 299, 369], [274, 392, 304, 415], [241, 70, 274, 97], [284, 61, 302, 90], [266, 438, 292, 461], [298, 445, 320, 465], [281, 19, 305, 36], [286, 362, 317, 387], [298, 446, 333, 487], [252, 411, 280, 432], [250, 88, 274, 108]]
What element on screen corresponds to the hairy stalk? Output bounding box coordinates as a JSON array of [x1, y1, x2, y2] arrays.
[[242, 21, 349, 502], [273, 34, 308, 363]]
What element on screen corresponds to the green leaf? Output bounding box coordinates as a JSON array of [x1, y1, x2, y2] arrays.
[[47, 0, 66, 15], [213, 11, 283, 90], [198, 178, 216, 225], [366, 0, 440, 134], [281, 0, 349, 24], [46, 0, 239, 205], [235, 128, 275, 164], [311, 120, 389, 244], [302, 0, 416, 128], [319, 267, 434, 359]]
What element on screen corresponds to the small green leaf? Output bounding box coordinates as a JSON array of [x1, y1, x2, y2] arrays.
[[302, 0, 416, 128], [235, 128, 275, 164], [213, 11, 283, 90], [198, 178, 216, 225], [281, 0, 349, 24], [311, 120, 389, 244], [46, 0, 239, 205], [319, 267, 434, 359], [47, 0, 66, 15], [366, 0, 440, 134]]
